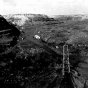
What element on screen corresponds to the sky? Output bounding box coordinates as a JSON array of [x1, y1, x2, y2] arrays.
[[1, 0, 88, 16]]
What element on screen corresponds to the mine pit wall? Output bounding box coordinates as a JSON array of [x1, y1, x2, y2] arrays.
[[0, 15, 21, 54]]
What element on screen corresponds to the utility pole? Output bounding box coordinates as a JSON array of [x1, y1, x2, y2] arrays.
[[62, 44, 70, 75]]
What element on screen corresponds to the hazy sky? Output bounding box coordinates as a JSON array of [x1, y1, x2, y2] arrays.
[[1, 0, 88, 16]]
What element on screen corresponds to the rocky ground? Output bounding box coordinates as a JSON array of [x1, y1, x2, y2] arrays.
[[1, 14, 88, 88]]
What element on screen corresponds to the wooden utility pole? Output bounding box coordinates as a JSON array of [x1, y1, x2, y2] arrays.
[[62, 44, 70, 75]]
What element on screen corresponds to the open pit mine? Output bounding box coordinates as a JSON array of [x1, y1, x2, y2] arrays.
[[0, 14, 88, 88]]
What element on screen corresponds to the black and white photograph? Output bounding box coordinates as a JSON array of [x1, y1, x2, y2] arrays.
[[0, 0, 88, 88]]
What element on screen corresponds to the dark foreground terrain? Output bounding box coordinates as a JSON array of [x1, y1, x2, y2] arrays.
[[0, 14, 88, 88]]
